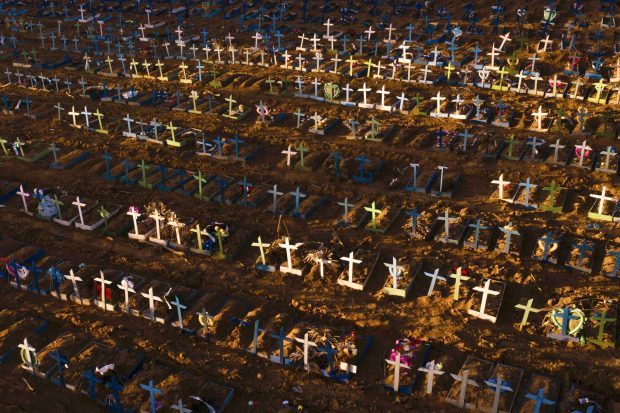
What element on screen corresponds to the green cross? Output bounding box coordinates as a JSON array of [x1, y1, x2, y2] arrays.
[[364, 201, 382, 230], [52, 194, 63, 219], [295, 142, 309, 168], [138, 160, 150, 186], [193, 171, 207, 198]]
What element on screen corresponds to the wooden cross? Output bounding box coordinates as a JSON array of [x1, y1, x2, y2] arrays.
[[515, 298, 543, 330]]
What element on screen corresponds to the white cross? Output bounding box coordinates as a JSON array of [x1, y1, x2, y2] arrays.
[[437, 166, 448, 193], [18, 338, 36, 371], [424, 268, 446, 296], [384, 257, 401, 290], [498, 32, 511, 52], [65, 269, 82, 302], [72, 196, 86, 226], [94, 271, 112, 309], [127, 207, 141, 236], [340, 252, 362, 284], [386, 352, 410, 392], [531, 105, 548, 130], [68, 105, 79, 126], [468, 279, 501, 321], [278, 237, 303, 275], [575, 140, 592, 167], [377, 85, 390, 107], [437, 210, 457, 240], [518, 177, 537, 207], [358, 82, 371, 104], [117, 278, 135, 314], [141, 287, 163, 321], [590, 186, 616, 215], [294, 332, 317, 370], [16, 185, 30, 213], [418, 360, 445, 394], [167, 217, 184, 245], [149, 209, 165, 240], [365, 26, 375, 40], [484, 375, 513, 413], [251, 236, 271, 266], [431, 91, 445, 115], [549, 139, 565, 163], [170, 399, 192, 413], [491, 174, 510, 200], [450, 369, 479, 409]]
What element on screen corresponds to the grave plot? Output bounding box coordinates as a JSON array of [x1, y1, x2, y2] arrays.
[[155, 169, 192, 192], [0, 312, 52, 365], [499, 136, 528, 161], [565, 238, 597, 273], [461, 218, 497, 251], [445, 355, 494, 410], [12, 139, 52, 163], [90, 269, 130, 312], [284, 322, 372, 382], [401, 208, 436, 241], [152, 284, 197, 325], [333, 197, 369, 228], [477, 363, 524, 413], [432, 211, 469, 246], [35, 331, 91, 385], [588, 186, 619, 222], [1, 244, 45, 286], [178, 291, 229, 338], [513, 375, 561, 413], [563, 384, 606, 413], [127, 206, 157, 242], [531, 231, 563, 264], [337, 249, 379, 291], [544, 139, 572, 166], [429, 167, 460, 198], [537, 181, 569, 214], [128, 278, 172, 324], [383, 337, 430, 394], [119, 359, 173, 409], [508, 177, 542, 209], [246, 312, 298, 365], [52, 195, 98, 227], [0, 180, 19, 203], [136, 372, 234, 413], [466, 279, 506, 323], [3, 185, 41, 216], [585, 300, 617, 349], [382, 258, 422, 298], [75, 201, 122, 231], [545, 304, 587, 343], [601, 245, 620, 278], [359, 201, 402, 234], [61, 341, 144, 404], [495, 223, 524, 256], [48, 147, 90, 170], [12, 253, 63, 294]]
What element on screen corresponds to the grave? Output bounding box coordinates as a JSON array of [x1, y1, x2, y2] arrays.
[[445, 355, 494, 409], [514, 376, 560, 413], [531, 231, 562, 264], [467, 279, 506, 323], [383, 338, 431, 394], [478, 364, 524, 413], [382, 258, 422, 298], [337, 250, 379, 291], [565, 238, 596, 273], [360, 202, 402, 234]]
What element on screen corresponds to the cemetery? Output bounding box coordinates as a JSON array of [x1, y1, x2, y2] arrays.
[[0, 0, 618, 412]]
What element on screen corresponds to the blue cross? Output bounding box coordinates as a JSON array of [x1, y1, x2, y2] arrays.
[[213, 136, 223, 157], [555, 307, 580, 336], [331, 152, 343, 176], [525, 388, 555, 413], [106, 375, 124, 413], [140, 379, 162, 413], [238, 177, 252, 205], [50, 350, 68, 387], [81, 368, 101, 400], [270, 327, 292, 365], [406, 208, 420, 234], [231, 134, 244, 160], [216, 176, 228, 204], [318, 341, 337, 375]]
